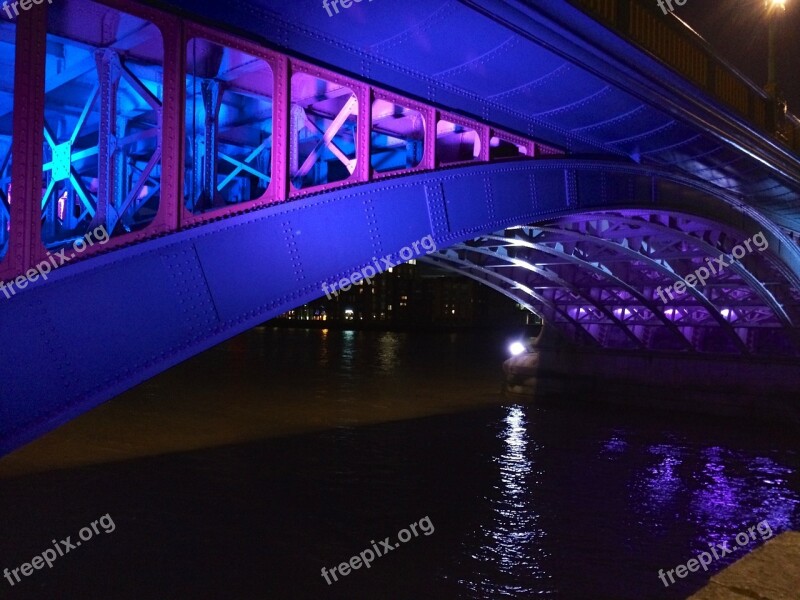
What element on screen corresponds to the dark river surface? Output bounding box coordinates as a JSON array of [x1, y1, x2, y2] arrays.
[[0, 327, 798, 599]]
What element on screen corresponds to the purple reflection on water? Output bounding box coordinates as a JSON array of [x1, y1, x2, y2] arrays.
[[643, 445, 684, 510]]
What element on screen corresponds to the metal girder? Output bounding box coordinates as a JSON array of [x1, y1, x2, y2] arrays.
[[41, 122, 97, 216], [217, 138, 271, 191], [0, 23, 157, 121], [200, 79, 223, 211], [431, 206, 800, 354], [483, 232, 695, 351], [457, 242, 647, 349], [564, 212, 795, 328], [599, 215, 800, 349], [116, 150, 159, 227], [0, 144, 10, 214], [532, 218, 791, 352], [294, 96, 358, 179], [521, 226, 749, 352], [444, 244, 618, 345], [95, 48, 123, 232]]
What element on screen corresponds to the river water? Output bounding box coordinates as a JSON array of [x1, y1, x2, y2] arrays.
[[0, 327, 798, 599]]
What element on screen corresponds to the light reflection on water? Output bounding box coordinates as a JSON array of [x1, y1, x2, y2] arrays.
[[377, 332, 401, 375], [1, 328, 798, 599], [616, 435, 799, 561], [449, 379, 799, 598], [461, 405, 555, 597]]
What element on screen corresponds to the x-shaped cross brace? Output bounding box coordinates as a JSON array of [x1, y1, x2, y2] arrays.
[[293, 95, 357, 179]]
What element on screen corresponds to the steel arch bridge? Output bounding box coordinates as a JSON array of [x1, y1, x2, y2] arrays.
[[1, 0, 800, 453], [426, 210, 800, 355], [3, 159, 800, 453]]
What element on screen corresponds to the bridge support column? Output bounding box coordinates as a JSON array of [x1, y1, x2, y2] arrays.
[[114, 115, 129, 229], [355, 84, 371, 182], [289, 104, 305, 184], [95, 49, 123, 233], [7, 1, 47, 275], [201, 80, 222, 211]]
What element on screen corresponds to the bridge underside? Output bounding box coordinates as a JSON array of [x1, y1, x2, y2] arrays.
[[426, 211, 800, 355], [2, 160, 800, 455], [173, 0, 800, 230]]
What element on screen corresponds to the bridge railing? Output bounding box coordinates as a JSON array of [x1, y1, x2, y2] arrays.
[[574, 0, 800, 155], [781, 113, 800, 150], [0, 0, 562, 287]]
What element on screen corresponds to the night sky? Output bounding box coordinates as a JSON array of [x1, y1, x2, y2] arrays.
[[676, 0, 800, 114]]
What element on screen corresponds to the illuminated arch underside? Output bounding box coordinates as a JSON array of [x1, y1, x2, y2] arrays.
[[424, 210, 800, 356]]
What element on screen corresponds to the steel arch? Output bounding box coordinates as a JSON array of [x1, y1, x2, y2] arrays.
[[426, 208, 800, 354]]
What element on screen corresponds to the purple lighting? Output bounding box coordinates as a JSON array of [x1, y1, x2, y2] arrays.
[[612, 307, 633, 319]]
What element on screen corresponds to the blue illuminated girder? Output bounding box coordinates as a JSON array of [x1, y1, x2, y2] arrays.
[[42, 42, 102, 245], [0, 19, 12, 261], [41, 124, 97, 227], [0, 143, 9, 259], [185, 63, 273, 214], [191, 78, 222, 212], [370, 102, 425, 173], [96, 49, 162, 234], [217, 138, 271, 192], [42, 37, 162, 247]]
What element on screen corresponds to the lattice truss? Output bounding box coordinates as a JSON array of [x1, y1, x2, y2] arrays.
[[41, 14, 163, 248], [289, 76, 357, 190], [425, 211, 800, 356], [185, 38, 273, 214]]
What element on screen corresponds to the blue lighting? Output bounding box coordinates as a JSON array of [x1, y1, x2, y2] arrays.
[[0, 17, 13, 262]]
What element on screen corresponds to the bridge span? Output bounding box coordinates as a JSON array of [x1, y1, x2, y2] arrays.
[[1, 0, 800, 452]]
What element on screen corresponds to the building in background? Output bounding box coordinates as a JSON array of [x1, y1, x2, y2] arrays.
[[276, 262, 538, 329]]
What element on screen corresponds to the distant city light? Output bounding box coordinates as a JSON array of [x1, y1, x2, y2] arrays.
[[509, 341, 526, 356]]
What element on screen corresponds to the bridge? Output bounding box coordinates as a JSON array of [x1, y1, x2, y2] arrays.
[[1, 0, 799, 453]]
